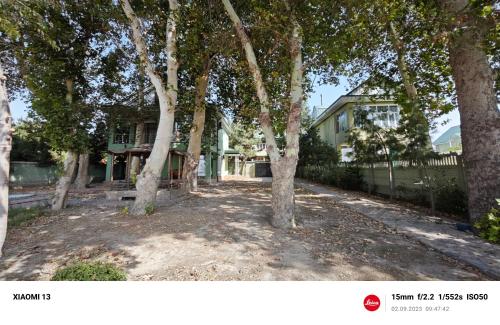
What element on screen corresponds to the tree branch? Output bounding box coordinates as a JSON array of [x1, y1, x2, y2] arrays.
[[221, 0, 280, 162], [120, 0, 167, 103]]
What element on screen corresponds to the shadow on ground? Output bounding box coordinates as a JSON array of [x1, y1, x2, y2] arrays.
[[0, 181, 488, 280]]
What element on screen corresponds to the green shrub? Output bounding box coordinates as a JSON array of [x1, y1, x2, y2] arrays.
[[317, 166, 337, 186], [51, 262, 126, 281], [144, 203, 155, 215], [8, 207, 45, 227], [434, 178, 468, 216], [337, 166, 363, 190], [299, 164, 339, 186], [130, 172, 137, 186], [474, 199, 500, 244]]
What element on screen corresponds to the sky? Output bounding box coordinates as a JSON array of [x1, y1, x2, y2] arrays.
[[9, 76, 461, 142]]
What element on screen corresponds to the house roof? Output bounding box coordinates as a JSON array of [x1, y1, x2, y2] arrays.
[[433, 125, 461, 145]]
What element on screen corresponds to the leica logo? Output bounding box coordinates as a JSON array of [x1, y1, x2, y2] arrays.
[[363, 294, 381, 311]]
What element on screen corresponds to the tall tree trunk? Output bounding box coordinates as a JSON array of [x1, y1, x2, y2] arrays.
[[182, 56, 211, 192], [389, 22, 418, 101], [0, 64, 13, 257], [130, 63, 145, 179], [388, 158, 395, 200], [130, 122, 144, 177], [51, 151, 78, 210], [52, 78, 78, 211], [270, 157, 298, 228], [438, 0, 500, 222], [75, 153, 89, 189], [223, 0, 303, 228], [121, 0, 179, 215], [389, 21, 432, 145]]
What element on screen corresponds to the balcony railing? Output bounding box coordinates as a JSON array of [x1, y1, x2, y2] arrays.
[[253, 143, 266, 151]]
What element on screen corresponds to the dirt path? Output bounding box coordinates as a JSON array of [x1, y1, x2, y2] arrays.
[[0, 182, 488, 280]]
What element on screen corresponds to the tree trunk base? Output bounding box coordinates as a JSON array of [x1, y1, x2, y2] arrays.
[[75, 153, 89, 190], [52, 152, 78, 211], [183, 154, 199, 193], [130, 171, 160, 215], [270, 164, 296, 229]]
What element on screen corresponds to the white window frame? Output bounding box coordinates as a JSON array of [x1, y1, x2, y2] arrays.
[[355, 105, 400, 128]]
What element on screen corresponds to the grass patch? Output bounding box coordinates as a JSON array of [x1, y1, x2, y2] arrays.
[[8, 207, 46, 227], [51, 261, 127, 281]]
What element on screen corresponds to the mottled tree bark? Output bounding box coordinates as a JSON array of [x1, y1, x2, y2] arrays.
[[52, 79, 78, 211], [75, 153, 89, 189], [182, 57, 211, 192], [130, 122, 144, 177], [223, 0, 303, 228], [130, 63, 145, 179], [121, 0, 179, 215], [52, 151, 78, 210], [438, 0, 500, 221], [389, 22, 418, 101], [0, 64, 13, 257]]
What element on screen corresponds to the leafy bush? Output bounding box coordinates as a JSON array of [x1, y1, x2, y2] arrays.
[[320, 167, 338, 186], [298, 128, 339, 168], [130, 172, 137, 186], [51, 262, 126, 281], [474, 199, 500, 244], [337, 166, 363, 190], [8, 207, 45, 227], [144, 203, 155, 215], [434, 178, 468, 216], [298, 164, 338, 186]]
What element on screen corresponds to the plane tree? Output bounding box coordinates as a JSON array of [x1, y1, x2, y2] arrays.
[[0, 0, 58, 255], [177, 0, 234, 192], [220, 0, 352, 227], [434, 0, 499, 221], [119, 0, 180, 215], [13, 1, 116, 209], [336, 0, 499, 221]]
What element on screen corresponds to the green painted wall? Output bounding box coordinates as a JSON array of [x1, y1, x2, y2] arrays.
[[300, 163, 467, 204], [357, 166, 466, 196], [105, 155, 113, 181], [107, 124, 135, 151], [10, 161, 106, 187]]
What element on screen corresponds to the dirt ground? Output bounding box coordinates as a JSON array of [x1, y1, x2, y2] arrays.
[[0, 181, 489, 280]]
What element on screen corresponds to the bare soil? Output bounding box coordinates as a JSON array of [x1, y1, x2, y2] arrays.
[[0, 181, 488, 280]]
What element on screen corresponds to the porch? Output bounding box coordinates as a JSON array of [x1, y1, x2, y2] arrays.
[[106, 147, 187, 190]]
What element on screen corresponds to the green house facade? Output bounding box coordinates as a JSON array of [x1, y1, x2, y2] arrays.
[[105, 119, 218, 184], [104, 113, 270, 184]]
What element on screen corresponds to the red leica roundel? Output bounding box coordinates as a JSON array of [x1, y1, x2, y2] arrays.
[[363, 294, 381, 311]]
